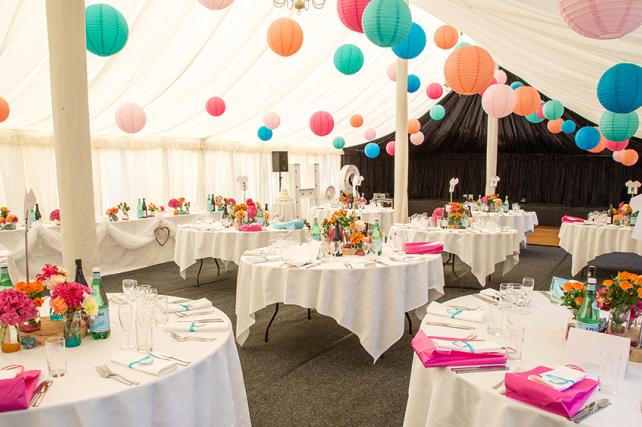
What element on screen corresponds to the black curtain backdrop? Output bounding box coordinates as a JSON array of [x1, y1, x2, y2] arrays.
[[342, 69, 642, 208]]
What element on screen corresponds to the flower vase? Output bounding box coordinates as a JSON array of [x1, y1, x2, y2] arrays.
[[19, 315, 41, 333], [49, 306, 63, 321], [565, 310, 577, 340], [607, 304, 630, 336], [63, 310, 82, 348], [1, 324, 21, 353], [55, 220, 61, 226], [123, 213, 129, 220]]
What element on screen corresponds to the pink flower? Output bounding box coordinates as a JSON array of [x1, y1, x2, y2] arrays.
[[0, 289, 38, 325], [482, 196, 488, 203], [227, 198, 236, 207], [160, 206, 165, 212], [246, 198, 254, 205], [596, 288, 611, 311], [432, 207, 444, 222], [247, 205, 258, 218], [50, 209, 61, 222], [168, 199, 180, 209], [36, 264, 66, 282], [52, 282, 90, 311]]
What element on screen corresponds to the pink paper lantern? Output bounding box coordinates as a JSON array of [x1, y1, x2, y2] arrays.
[[387, 61, 396, 82], [309, 111, 334, 136], [206, 97, 226, 117], [426, 83, 443, 100], [263, 112, 281, 130], [478, 77, 497, 96], [494, 70, 507, 85], [364, 128, 376, 141], [386, 141, 395, 156], [337, 0, 371, 33], [198, 0, 235, 10], [613, 150, 623, 162], [558, 0, 642, 40], [482, 84, 517, 118], [115, 103, 146, 134], [605, 138, 629, 151], [410, 131, 424, 145], [536, 102, 545, 119]]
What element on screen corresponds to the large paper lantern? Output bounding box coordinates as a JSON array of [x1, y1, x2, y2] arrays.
[[0, 98, 9, 123], [513, 86, 541, 116], [267, 18, 303, 57], [362, 0, 412, 48], [620, 149, 639, 166], [575, 127, 601, 150], [444, 45, 494, 95], [561, 120, 576, 134], [386, 141, 395, 156], [364, 128, 376, 140], [410, 131, 424, 145], [510, 82, 524, 90], [334, 44, 364, 75], [263, 112, 280, 130], [613, 150, 623, 162], [387, 61, 397, 82], [478, 78, 497, 96], [543, 100, 564, 120], [482, 84, 517, 118], [407, 75, 421, 93], [434, 25, 458, 49], [494, 70, 507, 85], [350, 114, 364, 127], [600, 111, 639, 141], [588, 128, 606, 152], [408, 119, 421, 134], [426, 83, 443, 100], [526, 111, 544, 124], [364, 142, 380, 158], [85, 4, 129, 57], [430, 105, 445, 121], [337, 0, 371, 33], [392, 23, 426, 59], [557, 0, 642, 40], [258, 126, 273, 141], [206, 97, 226, 116], [115, 103, 146, 134], [310, 111, 334, 136], [605, 138, 629, 151], [536, 102, 546, 119], [547, 118, 564, 134], [597, 63, 642, 114], [198, 0, 235, 10], [333, 137, 346, 149]]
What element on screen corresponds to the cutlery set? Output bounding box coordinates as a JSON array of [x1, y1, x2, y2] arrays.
[[170, 331, 216, 342], [569, 398, 611, 423], [424, 321, 476, 330], [451, 365, 509, 374], [29, 380, 53, 407], [95, 364, 140, 386]]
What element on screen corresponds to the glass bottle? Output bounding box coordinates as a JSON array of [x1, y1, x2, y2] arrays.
[[0, 263, 13, 290], [207, 194, 212, 212], [137, 199, 143, 219], [142, 198, 148, 218], [311, 218, 322, 241], [576, 266, 599, 332], [331, 218, 343, 257], [372, 219, 383, 256], [74, 259, 88, 288], [503, 196, 509, 213], [256, 204, 264, 225], [34, 204, 41, 221], [89, 268, 110, 340], [222, 204, 229, 219], [607, 204, 613, 224]]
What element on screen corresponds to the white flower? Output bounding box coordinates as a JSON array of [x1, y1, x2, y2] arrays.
[[52, 275, 67, 285], [81, 295, 99, 318], [44, 278, 56, 291], [59, 268, 69, 278], [354, 220, 366, 232]]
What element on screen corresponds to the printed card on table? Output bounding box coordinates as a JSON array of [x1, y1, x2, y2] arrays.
[[564, 328, 629, 380]]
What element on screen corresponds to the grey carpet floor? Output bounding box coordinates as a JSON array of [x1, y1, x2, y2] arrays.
[[101, 246, 640, 427]]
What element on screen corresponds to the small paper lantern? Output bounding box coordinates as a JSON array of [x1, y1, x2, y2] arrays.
[[454, 42, 470, 50], [407, 74, 421, 93], [525, 111, 544, 124], [387, 61, 397, 82], [482, 84, 516, 118], [433, 25, 458, 49], [350, 114, 364, 128], [267, 18, 304, 57], [494, 70, 507, 85], [0, 97, 9, 123], [410, 131, 424, 145], [575, 127, 601, 150], [597, 63, 642, 114], [588, 128, 607, 152], [513, 86, 541, 116], [620, 149, 639, 166], [386, 141, 395, 156], [198, 0, 235, 10], [408, 119, 421, 134], [364, 142, 380, 158], [85, 4, 129, 57], [547, 118, 564, 134], [362, 0, 412, 48], [364, 128, 376, 140], [600, 111, 639, 141], [443, 45, 495, 95], [478, 78, 497, 96], [613, 150, 623, 162], [536, 102, 546, 119], [206, 97, 226, 117], [334, 44, 364, 75], [263, 112, 280, 130], [605, 138, 629, 151], [426, 83, 443, 100], [115, 103, 146, 134], [258, 126, 273, 141], [543, 100, 564, 120], [558, 0, 642, 40], [510, 82, 524, 90], [337, 0, 372, 33], [561, 120, 576, 134], [309, 111, 334, 136], [430, 105, 445, 121], [333, 136, 346, 149], [392, 23, 426, 59]]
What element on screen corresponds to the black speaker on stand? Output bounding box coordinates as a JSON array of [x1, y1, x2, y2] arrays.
[[272, 151, 288, 190]]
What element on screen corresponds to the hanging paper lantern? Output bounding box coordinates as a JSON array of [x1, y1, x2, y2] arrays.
[[309, 111, 334, 136], [454, 42, 470, 50], [267, 18, 304, 57], [206, 97, 226, 116], [525, 111, 544, 124], [597, 63, 642, 114], [350, 114, 364, 128], [588, 128, 606, 153], [547, 118, 564, 134], [443, 45, 495, 95], [430, 105, 445, 121], [334, 44, 364, 75], [513, 86, 541, 116], [392, 23, 426, 59], [613, 150, 623, 162], [198, 0, 235, 10], [387, 61, 397, 82], [575, 127, 601, 150], [362, 0, 412, 48], [478, 78, 497, 96], [407, 74, 421, 93], [0, 97, 9, 123], [258, 126, 273, 141], [543, 100, 564, 120], [263, 112, 280, 130], [426, 83, 443, 100], [115, 103, 146, 134], [536, 102, 546, 119], [333, 136, 346, 149], [557, 0, 642, 40], [364, 142, 380, 158], [408, 119, 421, 134], [364, 128, 376, 140], [494, 70, 507, 85], [482, 84, 517, 118], [410, 131, 424, 145], [600, 111, 639, 141], [337, 0, 372, 33], [620, 149, 639, 166], [386, 141, 395, 156], [433, 25, 458, 49], [85, 4, 129, 57], [561, 120, 576, 134], [605, 138, 629, 151], [510, 82, 524, 90]]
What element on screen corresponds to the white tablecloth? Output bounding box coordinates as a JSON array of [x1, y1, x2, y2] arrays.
[[473, 211, 539, 246], [270, 201, 296, 222], [0, 296, 251, 427], [404, 292, 642, 427], [307, 206, 395, 234], [235, 247, 445, 361], [559, 222, 642, 276], [174, 225, 306, 278], [390, 225, 521, 286]]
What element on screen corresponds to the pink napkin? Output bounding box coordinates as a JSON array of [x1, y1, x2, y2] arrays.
[[405, 242, 444, 254], [237, 224, 264, 232], [411, 330, 506, 368], [561, 216, 585, 223]]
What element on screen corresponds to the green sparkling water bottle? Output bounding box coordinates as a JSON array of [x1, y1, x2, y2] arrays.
[[576, 266, 599, 332], [372, 219, 383, 256], [311, 218, 321, 241], [0, 263, 13, 290], [89, 268, 111, 340]]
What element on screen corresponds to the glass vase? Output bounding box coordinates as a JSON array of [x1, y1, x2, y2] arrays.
[[607, 304, 630, 336], [18, 315, 41, 333], [565, 309, 577, 341], [49, 306, 63, 321], [1, 323, 21, 353], [63, 310, 82, 348]]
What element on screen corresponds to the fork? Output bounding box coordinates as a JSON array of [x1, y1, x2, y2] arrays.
[[175, 310, 216, 318], [493, 367, 524, 389], [95, 365, 138, 386], [170, 331, 216, 342], [101, 364, 140, 385], [464, 333, 477, 340]]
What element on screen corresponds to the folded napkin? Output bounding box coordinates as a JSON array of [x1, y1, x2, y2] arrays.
[[108, 293, 126, 304], [411, 331, 506, 368], [480, 288, 500, 299], [237, 224, 264, 232], [431, 337, 504, 354], [166, 298, 213, 313], [405, 242, 444, 254], [162, 321, 229, 333], [562, 215, 585, 223], [111, 351, 178, 376], [244, 248, 270, 256], [528, 366, 586, 391], [292, 241, 321, 264], [272, 220, 304, 230], [246, 255, 282, 264], [426, 301, 487, 323]]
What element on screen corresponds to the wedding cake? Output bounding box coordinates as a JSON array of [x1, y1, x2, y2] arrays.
[[278, 189, 290, 201]]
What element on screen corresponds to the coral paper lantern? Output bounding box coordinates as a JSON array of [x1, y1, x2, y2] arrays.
[[494, 70, 507, 85], [543, 100, 564, 120], [386, 141, 396, 156], [258, 126, 273, 141], [482, 84, 517, 118], [267, 18, 304, 57], [85, 4, 129, 57], [0, 97, 9, 123], [364, 142, 380, 158], [392, 22, 426, 60], [426, 83, 443, 100], [333, 137, 346, 149], [408, 119, 421, 134], [430, 105, 445, 121], [600, 111, 639, 141], [407, 75, 421, 93], [613, 150, 623, 162], [444, 45, 495, 95], [561, 120, 576, 134], [350, 114, 364, 128], [597, 63, 642, 114], [410, 131, 424, 145], [513, 86, 541, 116], [362, 0, 412, 48], [206, 97, 226, 117], [263, 112, 280, 130], [337, 0, 372, 33], [620, 149, 639, 166], [198, 0, 235, 10], [364, 128, 376, 140], [547, 118, 564, 134], [478, 78, 497, 96], [575, 127, 601, 150], [387, 61, 397, 82], [434, 25, 459, 49], [334, 44, 364, 75], [115, 103, 146, 134], [557, 0, 642, 40], [605, 138, 629, 151], [310, 111, 334, 136]]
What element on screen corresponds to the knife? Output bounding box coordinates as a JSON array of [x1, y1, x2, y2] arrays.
[[177, 318, 223, 323], [452, 366, 509, 374], [32, 380, 53, 407], [425, 321, 476, 330], [29, 381, 47, 407], [377, 260, 389, 266], [156, 352, 191, 365], [574, 402, 611, 423], [169, 298, 191, 305]]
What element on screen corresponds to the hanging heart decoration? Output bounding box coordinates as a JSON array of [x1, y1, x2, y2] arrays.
[[154, 226, 170, 246]]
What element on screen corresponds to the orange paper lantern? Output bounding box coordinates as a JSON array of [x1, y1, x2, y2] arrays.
[[443, 45, 494, 95], [513, 86, 541, 116], [620, 149, 639, 166], [408, 119, 421, 134], [434, 25, 458, 49], [350, 114, 364, 128], [547, 118, 564, 134], [267, 18, 303, 57], [0, 97, 9, 123], [588, 127, 607, 153]]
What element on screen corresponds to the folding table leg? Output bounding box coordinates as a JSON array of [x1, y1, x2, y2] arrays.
[[196, 259, 204, 287], [265, 303, 280, 342], [405, 312, 413, 335]]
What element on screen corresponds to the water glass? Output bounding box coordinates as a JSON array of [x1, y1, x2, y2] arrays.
[[397, 234, 408, 256], [118, 302, 135, 350], [155, 296, 169, 326], [45, 337, 66, 377], [122, 279, 137, 303], [330, 241, 341, 261], [505, 324, 525, 361], [320, 242, 330, 263], [522, 277, 535, 306], [598, 352, 621, 394], [136, 305, 154, 353], [487, 303, 503, 336]]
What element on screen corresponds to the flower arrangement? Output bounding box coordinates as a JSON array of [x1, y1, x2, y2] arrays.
[[117, 202, 130, 218], [1, 207, 18, 229], [14, 281, 45, 331], [246, 199, 258, 219], [184, 200, 191, 213], [619, 202, 633, 215], [560, 280, 587, 316], [349, 232, 366, 250], [51, 281, 98, 347], [168, 198, 180, 209], [446, 203, 466, 228], [231, 203, 248, 223], [432, 207, 444, 222], [322, 209, 355, 240], [36, 264, 69, 291], [0, 207, 9, 221], [227, 198, 236, 207], [354, 196, 367, 207], [0, 289, 38, 327], [215, 196, 226, 210], [105, 207, 119, 221], [349, 219, 366, 233], [338, 192, 353, 207], [598, 272, 642, 335], [148, 203, 158, 215], [50, 209, 61, 223]]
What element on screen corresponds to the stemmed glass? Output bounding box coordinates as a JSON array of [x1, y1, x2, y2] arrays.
[[362, 238, 371, 258], [118, 302, 135, 350], [304, 229, 311, 244], [504, 291, 523, 326], [522, 277, 535, 306], [330, 240, 341, 262], [122, 279, 137, 304]]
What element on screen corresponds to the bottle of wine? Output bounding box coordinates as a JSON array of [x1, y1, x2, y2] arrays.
[[311, 218, 322, 241], [607, 204, 613, 224], [207, 194, 212, 212], [576, 266, 599, 332], [222, 204, 229, 219], [142, 198, 148, 218], [256, 204, 264, 225], [34, 204, 41, 221], [0, 262, 13, 290], [137, 199, 143, 219], [372, 219, 383, 256], [74, 258, 88, 288], [503, 196, 509, 213], [89, 268, 110, 340], [441, 204, 448, 227], [331, 218, 343, 257]]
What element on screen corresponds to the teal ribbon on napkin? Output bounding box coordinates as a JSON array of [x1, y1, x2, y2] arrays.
[[179, 304, 189, 311], [542, 374, 576, 386], [452, 340, 474, 353], [189, 323, 206, 332], [447, 308, 463, 319], [129, 356, 153, 368]]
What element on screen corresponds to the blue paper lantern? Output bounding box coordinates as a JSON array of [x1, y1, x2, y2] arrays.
[[575, 127, 601, 150], [334, 44, 365, 75], [85, 4, 129, 57], [600, 110, 640, 142], [362, 0, 412, 48], [430, 105, 445, 121], [392, 23, 426, 59], [510, 82, 524, 90], [333, 137, 346, 149], [561, 120, 576, 134], [364, 142, 380, 158], [408, 74, 421, 93], [454, 42, 470, 50], [542, 100, 564, 120], [597, 63, 642, 114], [258, 126, 273, 141], [525, 111, 544, 123]]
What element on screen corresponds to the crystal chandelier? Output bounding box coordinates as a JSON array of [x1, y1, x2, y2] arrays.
[[273, 0, 325, 14]]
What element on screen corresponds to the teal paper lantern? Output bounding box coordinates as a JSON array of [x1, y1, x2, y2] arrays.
[[430, 105, 445, 121], [362, 0, 412, 48], [392, 22, 426, 59], [85, 4, 129, 57], [525, 110, 544, 124], [454, 42, 470, 50], [510, 82, 524, 90], [258, 126, 273, 141], [364, 142, 380, 158], [334, 44, 364, 75], [333, 137, 346, 149], [542, 100, 564, 120], [600, 111, 640, 142], [575, 127, 601, 150], [561, 120, 576, 134], [597, 63, 642, 114], [407, 74, 420, 93]]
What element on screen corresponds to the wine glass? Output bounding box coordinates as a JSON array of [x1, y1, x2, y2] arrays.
[[504, 293, 523, 325], [118, 302, 135, 350], [304, 228, 311, 244], [330, 241, 341, 262], [122, 279, 137, 304], [522, 277, 535, 306]]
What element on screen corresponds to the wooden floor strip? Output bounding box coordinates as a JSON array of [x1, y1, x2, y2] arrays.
[[527, 226, 560, 247]]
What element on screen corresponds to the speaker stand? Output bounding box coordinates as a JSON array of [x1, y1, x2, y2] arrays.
[[278, 172, 282, 191]]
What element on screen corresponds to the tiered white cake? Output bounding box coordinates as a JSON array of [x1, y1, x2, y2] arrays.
[[278, 189, 290, 201]]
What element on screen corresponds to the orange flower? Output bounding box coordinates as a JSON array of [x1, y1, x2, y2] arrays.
[[638, 288, 642, 299], [620, 281, 633, 290], [32, 297, 44, 308], [618, 271, 631, 280], [563, 282, 574, 292], [602, 280, 613, 287], [51, 297, 68, 314], [574, 297, 583, 305], [630, 273, 639, 282], [572, 282, 584, 291]]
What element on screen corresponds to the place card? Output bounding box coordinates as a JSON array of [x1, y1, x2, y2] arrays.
[[564, 328, 630, 380]]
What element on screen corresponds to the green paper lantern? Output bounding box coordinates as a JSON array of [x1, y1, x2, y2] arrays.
[[333, 137, 346, 149], [362, 0, 412, 48], [430, 105, 445, 121], [600, 111, 640, 142], [542, 100, 564, 120], [525, 111, 544, 123], [454, 42, 470, 50], [86, 4, 129, 57], [334, 44, 364, 75]]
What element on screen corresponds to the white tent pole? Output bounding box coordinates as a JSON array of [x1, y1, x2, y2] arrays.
[[485, 63, 500, 196], [393, 3, 410, 224], [45, 0, 100, 276]]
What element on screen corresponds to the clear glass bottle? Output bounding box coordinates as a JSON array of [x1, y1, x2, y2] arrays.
[[372, 219, 383, 256], [256, 204, 264, 225], [137, 199, 143, 218], [207, 194, 212, 212]]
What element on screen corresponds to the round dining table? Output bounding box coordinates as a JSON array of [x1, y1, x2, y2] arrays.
[[472, 211, 539, 246]]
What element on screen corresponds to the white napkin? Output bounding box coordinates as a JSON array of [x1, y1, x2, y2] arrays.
[[480, 289, 500, 299], [293, 241, 321, 264], [431, 338, 503, 354], [0, 367, 22, 380], [246, 255, 282, 264], [528, 366, 586, 391], [111, 351, 178, 376], [162, 321, 229, 332], [166, 298, 213, 313], [426, 301, 487, 323], [244, 248, 270, 256], [108, 293, 126, 304]]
